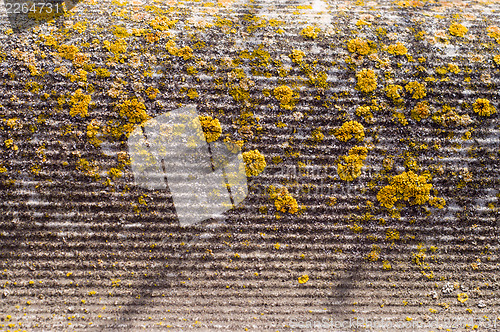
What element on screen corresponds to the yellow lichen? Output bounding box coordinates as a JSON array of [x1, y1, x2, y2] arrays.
[[310, 128, 324, 142], [334, 121, 365, 142], [457, 293, 468, 303], [115, 98, 149, 134], [268, 186, 298, 214], [377, 171, 433, 209], [145, 87, 160, 100], [356, 68, 377, 93], [386, 228, 400, 241], [411, 101, 430, 121], [4, 139, 18, 151], [58, 44, 79, 61], [494, 55, 500, 65], [392, 112, 407, 127], [298, 275, 309, 284], [382, 261, 392, 270], [355, 105, 374, 123], [472, 98, 496, 117], [199, 116, 222, 143], [405, 81, 426, 99], [327, 196, 337, 206], [300, 26, 320, 39], [432, 105, 472, 127], [76, 158, 99, 179], [273, 85, 296, 110], [69, 89, 91, 118], [242, 150, 266, 177], [165, 39, 178, 55], [289, 49, 305, 63], [347, 38, 373, 56], [149, 15, 177, 31], [385, 84, 404, 104], [366, 245, 380, 262], [447, 63, 460, 74], [177, 46, 194, 61], [103, 39, 127, 54], [5, 118, 20, 130], [337, 146, 368, 181], [387, 42, 408, 55], [187, 88, 199, 99], [487, 26, 500, 43], [429, 196, 446, 209], [87, 119, 102, 147], [449, 23, 468, 37]]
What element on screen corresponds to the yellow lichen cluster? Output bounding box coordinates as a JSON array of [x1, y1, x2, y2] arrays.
[[410, 101, 430, 121], [327, 196, 337, 206], [115, 98, 149, 135], [356, 69, 377, 93], [447, 63, 460, 74], [149, 15, 177, 31], [432, 105, 472, 127], [242, 149, 266, 176], [69, 89, 91, 118], [289, 49, 305, 63], [377, 171, 434, 209], [385, 84, 404, 104], [387, 42, 408, 55], [347, 38, 373, 56], [199, 116, 222, 143], [177, 46, 194, 61], [165, 39, 193, 60], [355, 105, 374, 123], [428, 196, 446, 209], [268, 186, 298, 214], [298, 274, 309, 284], [145, 87, 160, 100], [457, 293, 468, 303], [87, 119, 102, 147], [334, 120, 365, 142], [337, 146, 368, 181], [224, 137, 244, 153], [116, 98, 148, 123], [58, 44, 79, 61], [108, 167, 123, 180], [76, 158, 99, 179], [4, 139, 18, 151], [487, 26, 500, 43], [5, 118, 21, 130], [494, 55, 500, 65], [386, 228, 400, 241], [300, 26, 320, 39], [273, 85, 295, 110], [310, 128, 324, 142], [472, 98, 496, 117], [103, 39, 127, 54], [393, 111, 408, 126], [366, 245, 380, 262], [449, 23, 468, 37], [405, 81, 426, 99]]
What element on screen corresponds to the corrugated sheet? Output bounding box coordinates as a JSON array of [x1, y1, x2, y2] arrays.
[[0, 0, 499, 331]]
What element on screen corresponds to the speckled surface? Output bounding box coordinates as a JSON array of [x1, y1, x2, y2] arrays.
[[0, 0, 499, 331]]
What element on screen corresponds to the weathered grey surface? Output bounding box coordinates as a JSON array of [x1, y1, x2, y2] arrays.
[[0, 0, 498, 331]]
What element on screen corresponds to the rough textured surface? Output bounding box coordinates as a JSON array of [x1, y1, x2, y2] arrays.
[[0, 0, 499, 331]]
